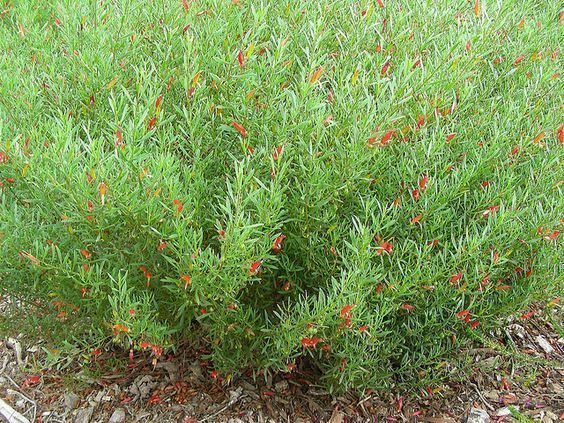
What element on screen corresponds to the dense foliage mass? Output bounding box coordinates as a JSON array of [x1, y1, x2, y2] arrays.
[[0, 0, 562, 391]]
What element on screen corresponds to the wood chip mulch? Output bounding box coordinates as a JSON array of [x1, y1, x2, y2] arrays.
[[0, 306, 562, 422]]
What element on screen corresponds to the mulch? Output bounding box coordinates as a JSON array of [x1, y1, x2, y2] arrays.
[[0, 306, 562, 422]]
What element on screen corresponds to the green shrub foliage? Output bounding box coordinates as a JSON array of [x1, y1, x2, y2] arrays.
[[0, 0, 562, 391]]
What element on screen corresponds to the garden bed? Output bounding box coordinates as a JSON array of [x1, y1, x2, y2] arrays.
[[1, 303, 562, 422]]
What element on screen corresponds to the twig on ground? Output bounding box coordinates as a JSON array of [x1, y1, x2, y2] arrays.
[[357, 394, 372, 407], [200, 387, 244, 422], [0, 372, 38, 422], [0, 398, 31, 423], [468, 382, 495, 412]]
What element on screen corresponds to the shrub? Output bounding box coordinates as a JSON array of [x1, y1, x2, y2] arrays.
[[0, 0, 562, 391]]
